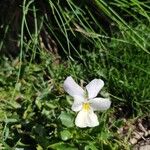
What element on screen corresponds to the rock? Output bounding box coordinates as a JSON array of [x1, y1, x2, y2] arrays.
[[139, 144, 150, 150]]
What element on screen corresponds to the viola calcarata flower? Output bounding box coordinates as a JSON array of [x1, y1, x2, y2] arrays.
[[63, 76, 111, 128]]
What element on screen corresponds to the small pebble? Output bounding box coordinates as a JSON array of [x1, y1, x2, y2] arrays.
[[130, 138, 137, 145]]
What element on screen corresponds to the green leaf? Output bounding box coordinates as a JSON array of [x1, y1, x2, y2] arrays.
[[48, 142, 77, 150], [35, 99, 42, 110], [59, 112, 74, 127], [4, 118, 18, 123], [3, 127, 9, 140], [85, 144, 98, 150], [36, 144, 43, 150], [60, 130, 72, 141], [15, 82, 21, 92], [45, 101, 57, 109]]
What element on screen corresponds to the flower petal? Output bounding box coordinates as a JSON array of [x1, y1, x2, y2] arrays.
[[63, 76, 85, 97], [89, 98, 111, 111], [71, 95, 85, 112], [75, 110, 99, 128], [86, 79, 104, 99]]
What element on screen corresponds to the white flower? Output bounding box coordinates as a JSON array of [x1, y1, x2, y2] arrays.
[[63, 76, 111, 128]]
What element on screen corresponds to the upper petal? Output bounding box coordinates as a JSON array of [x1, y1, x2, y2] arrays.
[[89, 98, 111, 111], [75, 109, 99, 128], [63, 76, 85, 97], [86, 79, 104, 99], [71, 95, 85, 112]]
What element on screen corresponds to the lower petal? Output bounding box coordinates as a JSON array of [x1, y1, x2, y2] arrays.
[[75, 110, 99, 128]]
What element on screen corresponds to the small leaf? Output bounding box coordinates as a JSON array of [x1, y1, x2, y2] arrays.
[[4, 118, 18, 123], [35, 99, 42, 110], [59, 112, 74, 127], [15, 82, 21, 92], [60, 130, 72, 141], [8, 101, 21, 109], [85, 144, 98, 150], [36, 144, 43, 150], [45, 101, 57, 109], [3, 127, 9, 140], [48, 142, 77, 150]]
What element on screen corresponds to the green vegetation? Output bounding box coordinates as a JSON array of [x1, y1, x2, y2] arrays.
[[0, 0, 150, 149]]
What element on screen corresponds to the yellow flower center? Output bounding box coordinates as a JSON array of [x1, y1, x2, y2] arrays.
[[82, 102, 90, 111]]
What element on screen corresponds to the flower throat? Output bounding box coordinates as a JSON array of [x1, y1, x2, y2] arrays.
[[83, 103, 90, 111]]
